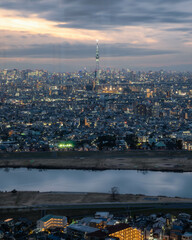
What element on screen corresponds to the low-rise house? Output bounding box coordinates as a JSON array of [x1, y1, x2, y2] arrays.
[[90, 219, 104, 229], [182, 232, 192, 240], [170, 225, 183, 240], [153, 228, 163, 240], [144, 225, 153, 240], [178, 213, 191, 221], [67, 224, 98, 240], [0, 230, 4, 239]]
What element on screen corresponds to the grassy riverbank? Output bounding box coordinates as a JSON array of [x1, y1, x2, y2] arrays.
[[1, 191, 192, 207], [0, 151, 192, 172], [0, 191, 192, 221]]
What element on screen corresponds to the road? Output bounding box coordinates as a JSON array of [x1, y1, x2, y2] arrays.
[[1, 202, 192, 211]]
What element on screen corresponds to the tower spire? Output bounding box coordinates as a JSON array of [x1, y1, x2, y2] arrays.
[[95, 40, 100, 85]]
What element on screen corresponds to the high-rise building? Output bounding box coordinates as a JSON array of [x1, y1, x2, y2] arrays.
[[37, 215, 68, 230], [87, 223, 144, 240]]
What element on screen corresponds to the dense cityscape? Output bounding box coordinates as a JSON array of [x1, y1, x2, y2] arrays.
[[0, 210, 192, 240], [1, 67, 192, 239], [0, 68, 192, 152]]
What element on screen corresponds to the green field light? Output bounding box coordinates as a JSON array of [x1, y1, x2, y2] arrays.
[[58, 142, 74, 148]]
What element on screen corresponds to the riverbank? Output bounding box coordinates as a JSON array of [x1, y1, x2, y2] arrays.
[[1, 191, 192, 222], [0, 191, 192, 208], [0, 151, 192, 172]]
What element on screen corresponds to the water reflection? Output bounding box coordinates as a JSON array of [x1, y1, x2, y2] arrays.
[[0, 168, 192, 198]]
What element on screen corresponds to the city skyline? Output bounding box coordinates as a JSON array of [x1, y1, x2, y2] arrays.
[[0, 0, 192, 72]]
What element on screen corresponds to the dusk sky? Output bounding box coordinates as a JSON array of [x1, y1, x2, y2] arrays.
[[0, 0, 192, 72]]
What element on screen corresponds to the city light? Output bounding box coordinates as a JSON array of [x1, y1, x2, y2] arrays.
[[58, 142, 74, 148]]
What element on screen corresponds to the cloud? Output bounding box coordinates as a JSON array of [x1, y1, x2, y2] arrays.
[[155, 0, 190, 3], [0, 0, 191, 71], [0, 42, 178, 59], [165, 27, 192, 32], [0, 0, 192, 30]]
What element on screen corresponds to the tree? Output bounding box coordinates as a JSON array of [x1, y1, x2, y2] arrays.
[[125, 134, 138, 149], [110, 186, 119, 201], [11, 189, 17, 194], [97, 135, 116, 150], [176, 140, 182, 150], [166, 140, 176, 150]]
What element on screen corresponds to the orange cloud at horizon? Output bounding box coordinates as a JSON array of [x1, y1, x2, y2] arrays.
[[0, 8, 160, 47], [0, 9, 108, 43]]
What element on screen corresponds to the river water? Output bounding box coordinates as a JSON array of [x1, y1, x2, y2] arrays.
[[0, 168, 192, 198]]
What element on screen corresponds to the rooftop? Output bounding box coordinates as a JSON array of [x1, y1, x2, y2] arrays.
[[38, 215, 65, 222], [67, 224, 98, 233]]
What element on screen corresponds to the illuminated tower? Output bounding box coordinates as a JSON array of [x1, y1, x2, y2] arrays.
[[95, 40, 100, 85]]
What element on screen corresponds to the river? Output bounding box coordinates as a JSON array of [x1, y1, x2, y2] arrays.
[[1, 168, 192, 198]]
